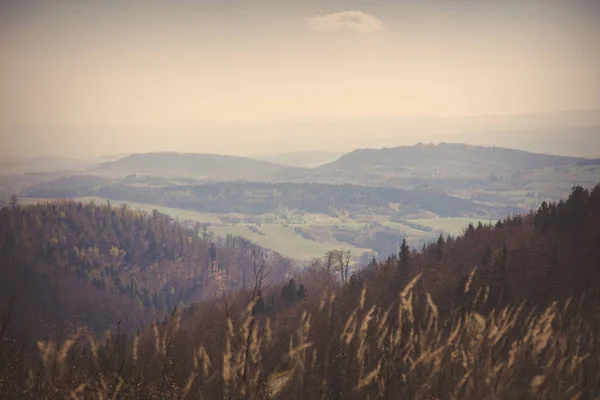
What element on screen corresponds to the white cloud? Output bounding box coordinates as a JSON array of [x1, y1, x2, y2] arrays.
[[307, 11, 383, 33]]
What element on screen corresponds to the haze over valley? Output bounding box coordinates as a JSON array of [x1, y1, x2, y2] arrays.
[[5, 141, 600, 262]]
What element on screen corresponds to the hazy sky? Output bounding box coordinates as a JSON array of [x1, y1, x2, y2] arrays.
[[1, 0, 599, 157]]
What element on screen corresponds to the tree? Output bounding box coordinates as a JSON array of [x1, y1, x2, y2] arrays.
[[482, 246, 492, 266], [324, 250, 337, 273], [368, 254, 377, 268], [492, 244, 510, 304], [399, 238, 411, 267], [337, 250, 352, 284], [281, 278, 305, 305], [465, 223, 475, 238], [435, 234, 445, 259], [109, 246, 120, 261], [544, 244, 561, 300]]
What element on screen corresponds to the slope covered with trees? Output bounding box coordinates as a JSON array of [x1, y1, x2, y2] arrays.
[[0, 200, 294, 335], [1, 184, 599, 399], [24, 180, 518, 219]]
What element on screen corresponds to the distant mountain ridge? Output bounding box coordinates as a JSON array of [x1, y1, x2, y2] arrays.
[[92, 151, 292, 180], [316, 143, 585, 174]]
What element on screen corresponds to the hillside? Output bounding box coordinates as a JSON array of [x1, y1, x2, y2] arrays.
[[23, 180, 516, 218], [1, 184, 599, 398], [21, 180, 513, 261], [21, 175, 107, 198], [417, 126, 600, 159], [317, 143, 584, 175], [0, 200, 294, 335], [14, 143, 598, 262], [275, 143, 597, 209], [92, 152, 291, 180]]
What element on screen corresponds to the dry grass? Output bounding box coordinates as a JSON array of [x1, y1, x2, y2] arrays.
[[1, 273, 599, 399]]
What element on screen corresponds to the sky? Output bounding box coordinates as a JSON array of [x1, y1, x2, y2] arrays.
[[1, 0, 599, 157]]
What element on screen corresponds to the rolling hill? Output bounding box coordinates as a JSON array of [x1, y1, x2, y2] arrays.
[[316, 143, 585, 175], [92, 152, 293, 180], [274, 143, 595, 206]]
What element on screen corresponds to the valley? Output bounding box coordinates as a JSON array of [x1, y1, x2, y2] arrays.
[[6, 143, 598, 263]]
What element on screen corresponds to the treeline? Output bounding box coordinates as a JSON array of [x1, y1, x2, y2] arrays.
[[1, 184, 599, 398], [25, 179, 519, 218], [0, 199, 294, 334]]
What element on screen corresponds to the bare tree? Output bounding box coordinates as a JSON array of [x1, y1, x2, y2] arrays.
[[342, 250, 352, 284], [239, 247, 271, 399], [199, 222, 211, 242], [324, 250, 337, 273]]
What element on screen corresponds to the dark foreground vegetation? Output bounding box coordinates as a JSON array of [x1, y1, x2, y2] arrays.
[[1, 184, 599, 399]]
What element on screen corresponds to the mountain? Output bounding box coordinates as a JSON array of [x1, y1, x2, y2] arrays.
[[91, 152, 292, 180], [275, 143, 592, 200], [318, 143, 585, 175], [2, 184, 599, 398], [408, 126, 600, 159]]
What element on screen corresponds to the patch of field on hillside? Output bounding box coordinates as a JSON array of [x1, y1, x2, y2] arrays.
[[211, 224, 371, 261], [79, 196, 225, 224]]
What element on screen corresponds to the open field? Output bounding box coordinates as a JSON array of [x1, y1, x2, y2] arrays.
[[210, 224, 371, 261], [410, 217, 496, 233]]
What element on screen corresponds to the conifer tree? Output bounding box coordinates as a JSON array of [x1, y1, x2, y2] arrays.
[[399, 238, 411, 267]]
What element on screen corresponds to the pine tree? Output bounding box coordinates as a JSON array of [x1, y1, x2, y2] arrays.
[[544, 244, 561, 301], [493, 245, 510, 304], [399, 238, 411, 266], [368, 255, 377, 268], [282, 278, 305, 305], [482, 246, 493, 266], [436, 234, 445, 259], [465, 223, 475, 237]]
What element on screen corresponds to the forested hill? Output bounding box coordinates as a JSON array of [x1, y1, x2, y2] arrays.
[[92, 152, 292, 179], [2, 185, 598, 398], [24, 180, 520, 219], [0, 200, 294, 335], [319, 143, 585, 174]]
